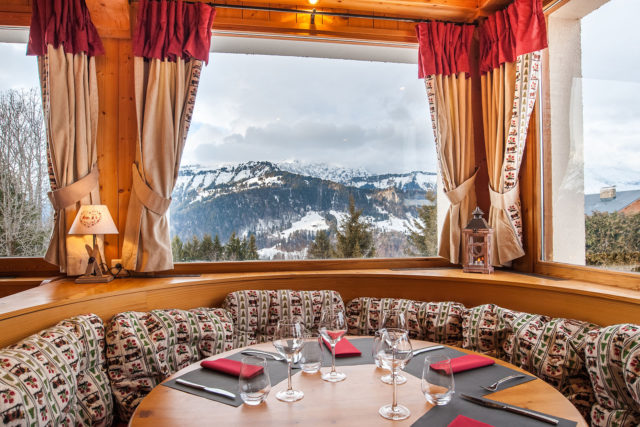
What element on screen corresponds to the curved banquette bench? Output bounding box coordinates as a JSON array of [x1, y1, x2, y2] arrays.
[[0, 269, 639, 426]]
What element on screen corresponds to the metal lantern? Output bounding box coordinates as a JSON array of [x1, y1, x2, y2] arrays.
[[462, 207, 494, 274]]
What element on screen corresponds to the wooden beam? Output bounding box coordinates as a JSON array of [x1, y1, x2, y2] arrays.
[[85, 0, 132, 39]]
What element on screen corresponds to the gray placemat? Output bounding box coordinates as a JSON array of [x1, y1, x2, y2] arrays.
[[403, 346, 536, 396], [412, 394, 578, 426], [163, 350, 297, 407]]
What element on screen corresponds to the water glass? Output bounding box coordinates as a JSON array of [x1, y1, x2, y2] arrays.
[[239, 355, 271, 405], [300, 333, 322, 373], [372, 330, 383, 368], [378, 329, 413, 420], [422, 354, 454, 405]]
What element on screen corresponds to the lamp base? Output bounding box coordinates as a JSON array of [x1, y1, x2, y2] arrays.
[[75, 274, 114, 284]]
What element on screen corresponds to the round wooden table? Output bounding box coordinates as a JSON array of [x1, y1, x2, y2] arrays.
[[129, 339, 587, 426]]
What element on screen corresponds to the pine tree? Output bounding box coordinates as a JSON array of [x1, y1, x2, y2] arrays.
[[171, 235, 185, 261], [247, 234, 259, 260], [212, 234, 224, 261], [308, 229, 333, 259], [199, 234, 215, 261], [334, 195, 375, 258], [406, 190, 437, 256], [183, 235, 201, 261], [225, 232, 242, 261]]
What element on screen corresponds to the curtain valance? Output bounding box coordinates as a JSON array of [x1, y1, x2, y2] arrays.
[[27, 0, 104, 57], [477, 0, 547, 74], [416, 22, 474, 78], [132, 0, 216, 64]]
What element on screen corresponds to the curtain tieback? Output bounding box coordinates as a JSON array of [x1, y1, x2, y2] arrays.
[[444, 168, 478, 205], [489, 184, 519, 210], [47, 167, 99, 210], [132, 164, 171, 215]]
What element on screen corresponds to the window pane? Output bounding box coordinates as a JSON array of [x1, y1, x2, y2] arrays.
[[0, 42, 51, 257], [545, 0, 640, 273], [171, 52, 439, 261]]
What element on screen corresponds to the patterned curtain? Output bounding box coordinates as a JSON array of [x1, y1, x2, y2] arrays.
[[416, 22, 477, 264], [27, 0, 105, 275], [478, 0, 547, 265], [121, 0, 216, 271]]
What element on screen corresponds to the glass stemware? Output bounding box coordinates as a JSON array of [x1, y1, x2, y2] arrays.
[[272, 320, 305, 402], [378, 309, 408, 384], [319, 308, 347, 382], [378, 328, 413, 420]]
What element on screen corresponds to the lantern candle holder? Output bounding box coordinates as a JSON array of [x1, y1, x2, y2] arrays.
[[462, 207, 494, 274]]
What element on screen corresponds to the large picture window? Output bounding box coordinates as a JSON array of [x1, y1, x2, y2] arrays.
[[0, 40, 50, 258], [544, 0, 640, 273], [170, 51, 439, 262]]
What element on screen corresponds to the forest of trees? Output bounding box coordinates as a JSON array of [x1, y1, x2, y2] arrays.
[[585, 211, 640, 271], [171, 232, 259, 262], [405, 190, 437, 256], [0, 88, 51, 256]]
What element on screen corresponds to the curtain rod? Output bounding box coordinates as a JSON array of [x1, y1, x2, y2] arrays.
[[133, 0, 476, 26]]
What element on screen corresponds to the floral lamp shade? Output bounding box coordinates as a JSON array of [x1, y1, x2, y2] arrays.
[[69, 205, 118, 235], [462, 207, 494, 274]]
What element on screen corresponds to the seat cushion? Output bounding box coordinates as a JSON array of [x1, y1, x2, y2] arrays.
[[106, 307, 234, 421], [503, 313, 599, 421], [222, 290, 344, 347], [0, 313, 113, 427], [585, 324, 640, 427], [345, 297, 465, 345]]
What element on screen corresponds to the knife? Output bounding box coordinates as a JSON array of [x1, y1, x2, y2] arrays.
[[460, 394, 559, 425], [241, 350, 285, 361], [412, 345, 444, 356], [176, 378, 236, 399]]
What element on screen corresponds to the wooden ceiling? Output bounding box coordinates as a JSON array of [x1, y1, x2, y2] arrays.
[[0, 0, 550, 43]]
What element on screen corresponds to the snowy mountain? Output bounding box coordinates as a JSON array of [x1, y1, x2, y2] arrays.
[[170, 161, 437, 260]]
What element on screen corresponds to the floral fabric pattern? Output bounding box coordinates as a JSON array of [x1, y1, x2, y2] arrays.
[[585, 324, 640, 427], [222, 290, 344, 348], [0, 314, 113, 427], [345, 297, 465, 345], [105, 307, 234, 421]]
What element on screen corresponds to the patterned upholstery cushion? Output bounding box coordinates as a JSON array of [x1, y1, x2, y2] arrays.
[[222, 290, 345, 347], [0, 313, 113, 427], [345, 297, 465, 345], [585, 324, 640, 427], [106, 307, 234, 421], [462, 304, 511, 357], [503, 313, 599, 421]]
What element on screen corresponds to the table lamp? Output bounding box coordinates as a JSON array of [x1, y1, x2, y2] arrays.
[[68, 204, 119, 283]]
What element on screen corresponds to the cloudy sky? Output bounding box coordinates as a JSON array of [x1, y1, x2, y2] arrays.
[[0, 0, 638, 188], [183, 53, 435, 174]]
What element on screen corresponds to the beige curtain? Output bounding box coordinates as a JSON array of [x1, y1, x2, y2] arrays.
[[41, 45, 101, 275], [121, 58, 202, 272], [481, 52, 541, 265], [425, 73, 477, 264]]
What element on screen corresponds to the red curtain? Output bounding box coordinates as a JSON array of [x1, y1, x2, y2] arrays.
[[477, 0, 547, 74], [132, 0, 216, 64], [416, 21, 474, 78], [27, 0, 104, 56]]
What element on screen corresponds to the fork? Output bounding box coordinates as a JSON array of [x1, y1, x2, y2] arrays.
[[241, 350, 285, 361], [481, 374, 526, 392]]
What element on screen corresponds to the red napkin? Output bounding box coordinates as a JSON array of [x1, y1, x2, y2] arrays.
[[200, 359, 263, 378], [431, 354, 494, 374], [448, 415, 494, 427], [322, 337, 362, 357]]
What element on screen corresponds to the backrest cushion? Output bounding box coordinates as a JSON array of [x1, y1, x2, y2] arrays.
[[462, 304, 511, 357], [503, 313, 599, 421], [106, 307, 234, 421], [222, 290, 344, 347], [0, 313, 113, 427], [345, 297, 465, 345], [585, 324, 640, 427]]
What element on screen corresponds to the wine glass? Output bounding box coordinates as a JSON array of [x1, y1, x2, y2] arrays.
[[272, 320, 305, 402], [378, 328, 413, 420], [378, 309, 408, 384], [319, 308, 347, 382], [380, 308, 406, 332]]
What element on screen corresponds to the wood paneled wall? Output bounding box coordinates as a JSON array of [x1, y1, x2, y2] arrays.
[[95, 38, 137, 262]]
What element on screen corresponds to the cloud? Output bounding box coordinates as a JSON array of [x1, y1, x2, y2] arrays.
[[0, 43, 40, 91]]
